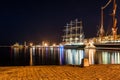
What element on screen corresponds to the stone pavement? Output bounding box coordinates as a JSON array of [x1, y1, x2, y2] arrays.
[[0, 65, 120, 80]]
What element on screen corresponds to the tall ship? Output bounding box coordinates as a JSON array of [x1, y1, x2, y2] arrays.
[[62, 19, 85, 49], [94, 0, 120, 50]]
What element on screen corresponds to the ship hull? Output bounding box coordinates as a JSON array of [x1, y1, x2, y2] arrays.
[[94, 43, 120, 50]]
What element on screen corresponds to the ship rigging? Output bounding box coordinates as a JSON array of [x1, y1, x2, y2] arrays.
[[94, 0, 120, 50], [62, 19, 85, 48], [97, 0, 118, 42]]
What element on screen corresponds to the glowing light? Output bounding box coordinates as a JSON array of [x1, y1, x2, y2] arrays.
[[53, 43, 56, 47], [30, 43, 33, 47], [44, 43, 48, 47], [32, 46, 35, 49], [59, 44, 64, 48]]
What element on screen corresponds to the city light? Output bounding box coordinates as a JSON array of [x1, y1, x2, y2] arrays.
[[44, 43, 48, 47], [53, 43, 56, 47], [29, 42, 33, 47]]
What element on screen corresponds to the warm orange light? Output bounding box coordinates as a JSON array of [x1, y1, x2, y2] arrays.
[[44, 43, 48, 46], [53, 43, 56, 47], [30, 43, 33, 46]]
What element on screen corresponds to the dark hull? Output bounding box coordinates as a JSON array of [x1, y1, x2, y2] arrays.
[[64, 45, 85, 49], [94, 43, 120, 50]]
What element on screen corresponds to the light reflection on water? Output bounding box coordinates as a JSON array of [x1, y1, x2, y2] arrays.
[[30, 48, 33, 66], [65, 49, 84, 65], [95, 50, 120, 64], [85, 49, 96, 65], [0, 47, 120, 66]]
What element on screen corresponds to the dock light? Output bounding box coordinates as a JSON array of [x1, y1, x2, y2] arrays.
[[44, 43, 48, 47], [53, 43, 56, 47], [30, 43, 33, 47]]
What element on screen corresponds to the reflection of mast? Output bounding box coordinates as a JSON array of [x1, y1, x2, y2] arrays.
[[112, 0, 117, 40], [99, 0, 112, 41]]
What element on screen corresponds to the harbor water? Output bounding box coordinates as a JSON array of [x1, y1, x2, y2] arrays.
[[0, 47, 120, 66]]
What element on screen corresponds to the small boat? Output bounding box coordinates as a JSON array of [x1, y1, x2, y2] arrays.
[[11, 42, 23, 48]]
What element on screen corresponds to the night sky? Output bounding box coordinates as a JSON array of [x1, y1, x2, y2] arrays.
[[0, 0, 120, 45]]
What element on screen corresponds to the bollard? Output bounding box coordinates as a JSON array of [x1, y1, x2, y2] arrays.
[[81, 58, 89, 67]]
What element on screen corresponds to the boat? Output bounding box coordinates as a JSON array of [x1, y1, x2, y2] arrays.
[[11, 42, 28, 48], [94, 0, 120, 49], [11, 42, 23, 48], [62, 19, 85, 49]]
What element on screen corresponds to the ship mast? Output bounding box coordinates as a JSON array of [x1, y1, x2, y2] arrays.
[[70, 21, 73, 44], [79, 21, 84, 42], [65, 24, 69, 43], [112, 0, 117, 40], [63, 19, 84, 45], [99, 0, 112, 41], [75, 19, 78, 43], [74, 19, 84, 43], [99, 7, 104, 41]]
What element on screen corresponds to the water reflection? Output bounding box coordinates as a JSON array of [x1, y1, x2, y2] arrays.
[[65, 49, 120, 65], [59, 47, 64, 65], [11, 47, 30, 66], [85, 49, 96, 65], [96, 50, 120, 64], [65, 49, 84, 65], [13, 48, 19, 54], [9, 47, 120, 66], [30, 48, 33, 66], [13, 48, 21, 65], [29, 47, 60, 65]]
